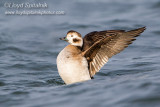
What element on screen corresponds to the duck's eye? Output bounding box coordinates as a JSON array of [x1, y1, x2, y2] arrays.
[[71, 35, 73, 37]]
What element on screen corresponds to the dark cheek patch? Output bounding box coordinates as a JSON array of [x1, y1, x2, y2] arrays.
[[73, 38, 80, 43]]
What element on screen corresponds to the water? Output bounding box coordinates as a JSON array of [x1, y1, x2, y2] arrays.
[[0, 0, 160, 107]]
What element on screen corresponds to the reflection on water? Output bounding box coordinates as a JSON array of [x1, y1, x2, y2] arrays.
[[0, 0, 160, 107]]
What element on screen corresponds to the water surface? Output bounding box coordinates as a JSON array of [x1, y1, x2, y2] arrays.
[[0, 0, 160, 107]]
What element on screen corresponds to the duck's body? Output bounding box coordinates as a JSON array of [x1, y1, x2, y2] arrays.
[[57, 27, 146, 84], [57, 45, 91, 84]]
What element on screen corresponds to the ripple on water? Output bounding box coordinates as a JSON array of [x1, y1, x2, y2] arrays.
[[152, 31, 160, 35], [152, 1, 160, 9], [46, 78, 65, 85], [0, 81, 5, 86], [11, 91, 29, 95]]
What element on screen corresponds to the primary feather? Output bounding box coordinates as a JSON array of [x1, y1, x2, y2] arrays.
[[82, 27, 146, 77]]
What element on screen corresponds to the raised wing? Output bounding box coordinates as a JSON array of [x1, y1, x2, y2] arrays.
[[82, 30, 125, 51], [82, 27, 146, 77]]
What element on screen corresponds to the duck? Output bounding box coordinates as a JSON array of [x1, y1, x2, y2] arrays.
[[57, 27, 146, 84]]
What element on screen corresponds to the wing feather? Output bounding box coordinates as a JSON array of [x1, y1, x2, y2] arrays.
[[82, 27, 146, 77]]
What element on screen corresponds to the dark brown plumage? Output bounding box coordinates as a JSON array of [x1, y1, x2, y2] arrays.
[[82, 27, 146, 77], [73, 38, 80, 43]]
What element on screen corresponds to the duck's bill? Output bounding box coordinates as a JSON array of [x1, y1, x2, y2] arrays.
[[59, 37, 68, 41]]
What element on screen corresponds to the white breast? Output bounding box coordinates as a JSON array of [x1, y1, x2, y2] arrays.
[[57, 47, 91, 84]]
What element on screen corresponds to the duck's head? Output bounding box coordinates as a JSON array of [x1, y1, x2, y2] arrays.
[[60, 30, 83, 47]]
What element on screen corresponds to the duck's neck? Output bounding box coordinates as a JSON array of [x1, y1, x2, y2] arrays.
[[76, 46, 82, 50]]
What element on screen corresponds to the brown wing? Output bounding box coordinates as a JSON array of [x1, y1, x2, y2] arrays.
[[82, 30, 125, 51], [82, 27, 146, 77]]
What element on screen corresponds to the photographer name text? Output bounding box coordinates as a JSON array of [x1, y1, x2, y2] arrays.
[[4, 2, 48, 9]]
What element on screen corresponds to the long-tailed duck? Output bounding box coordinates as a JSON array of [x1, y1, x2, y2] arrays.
[[57, 27, 146, 84]]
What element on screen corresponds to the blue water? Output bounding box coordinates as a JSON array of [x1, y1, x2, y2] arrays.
[[0, 0, 160, 107]]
